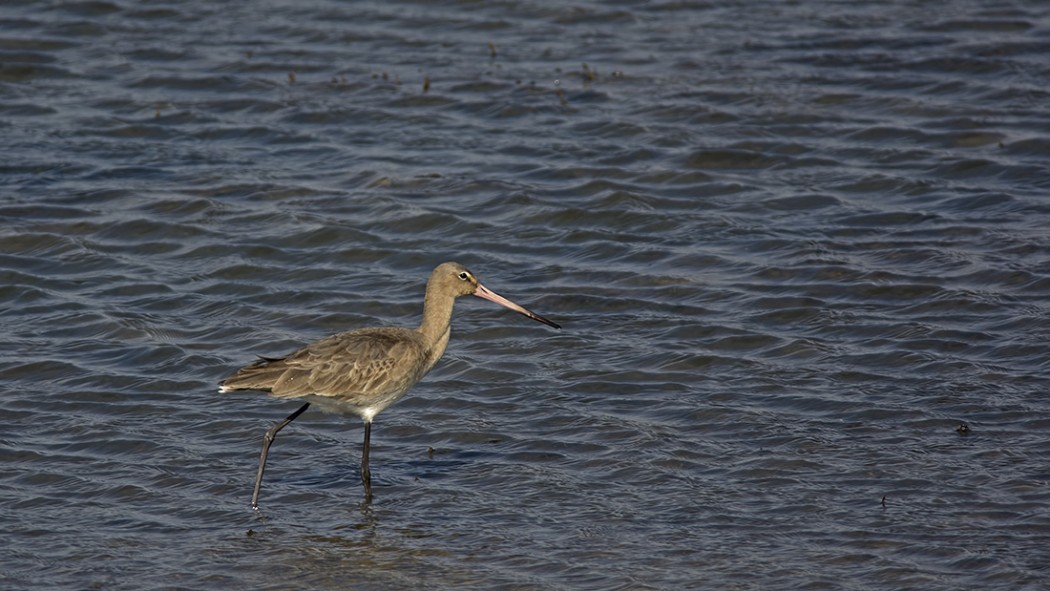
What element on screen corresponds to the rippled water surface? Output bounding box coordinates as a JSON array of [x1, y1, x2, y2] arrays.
[[3, 1, 1050, 589]]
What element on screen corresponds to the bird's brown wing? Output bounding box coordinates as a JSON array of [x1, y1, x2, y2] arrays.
[[220, 328, 427, 405]]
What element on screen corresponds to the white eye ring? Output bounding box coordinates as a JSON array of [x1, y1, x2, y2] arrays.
[[458, 272, 469, 280]]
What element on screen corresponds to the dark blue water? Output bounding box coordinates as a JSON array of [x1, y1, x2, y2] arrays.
[[2, 1, 1049, 589]]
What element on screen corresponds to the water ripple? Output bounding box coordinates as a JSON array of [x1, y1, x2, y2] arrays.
[[3, 0, 1050, 590]]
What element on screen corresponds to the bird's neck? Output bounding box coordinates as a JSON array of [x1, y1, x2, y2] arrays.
[[417, 285, 456, 350]]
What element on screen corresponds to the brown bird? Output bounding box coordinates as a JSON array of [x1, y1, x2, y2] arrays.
[[219, 261, 560, 508]]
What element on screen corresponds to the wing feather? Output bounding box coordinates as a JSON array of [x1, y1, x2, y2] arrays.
[[219, 327, 428, 406]]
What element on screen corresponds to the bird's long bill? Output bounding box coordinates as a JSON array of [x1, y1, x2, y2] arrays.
[[474, 284, 561, 329]]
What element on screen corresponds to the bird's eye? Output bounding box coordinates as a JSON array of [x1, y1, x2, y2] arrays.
[[457, 272, 470, 281]]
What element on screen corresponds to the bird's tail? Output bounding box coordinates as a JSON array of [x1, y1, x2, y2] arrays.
[[217, 356, 286, 393]]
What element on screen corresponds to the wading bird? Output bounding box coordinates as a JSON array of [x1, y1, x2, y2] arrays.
[[219, 262, 560, 508]]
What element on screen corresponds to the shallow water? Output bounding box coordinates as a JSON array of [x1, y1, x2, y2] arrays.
[[2, 1, 1050, 589]]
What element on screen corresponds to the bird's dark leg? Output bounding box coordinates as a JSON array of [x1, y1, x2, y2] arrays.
[[361, 420, 373, 502], [251, 402, 310, 510]]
